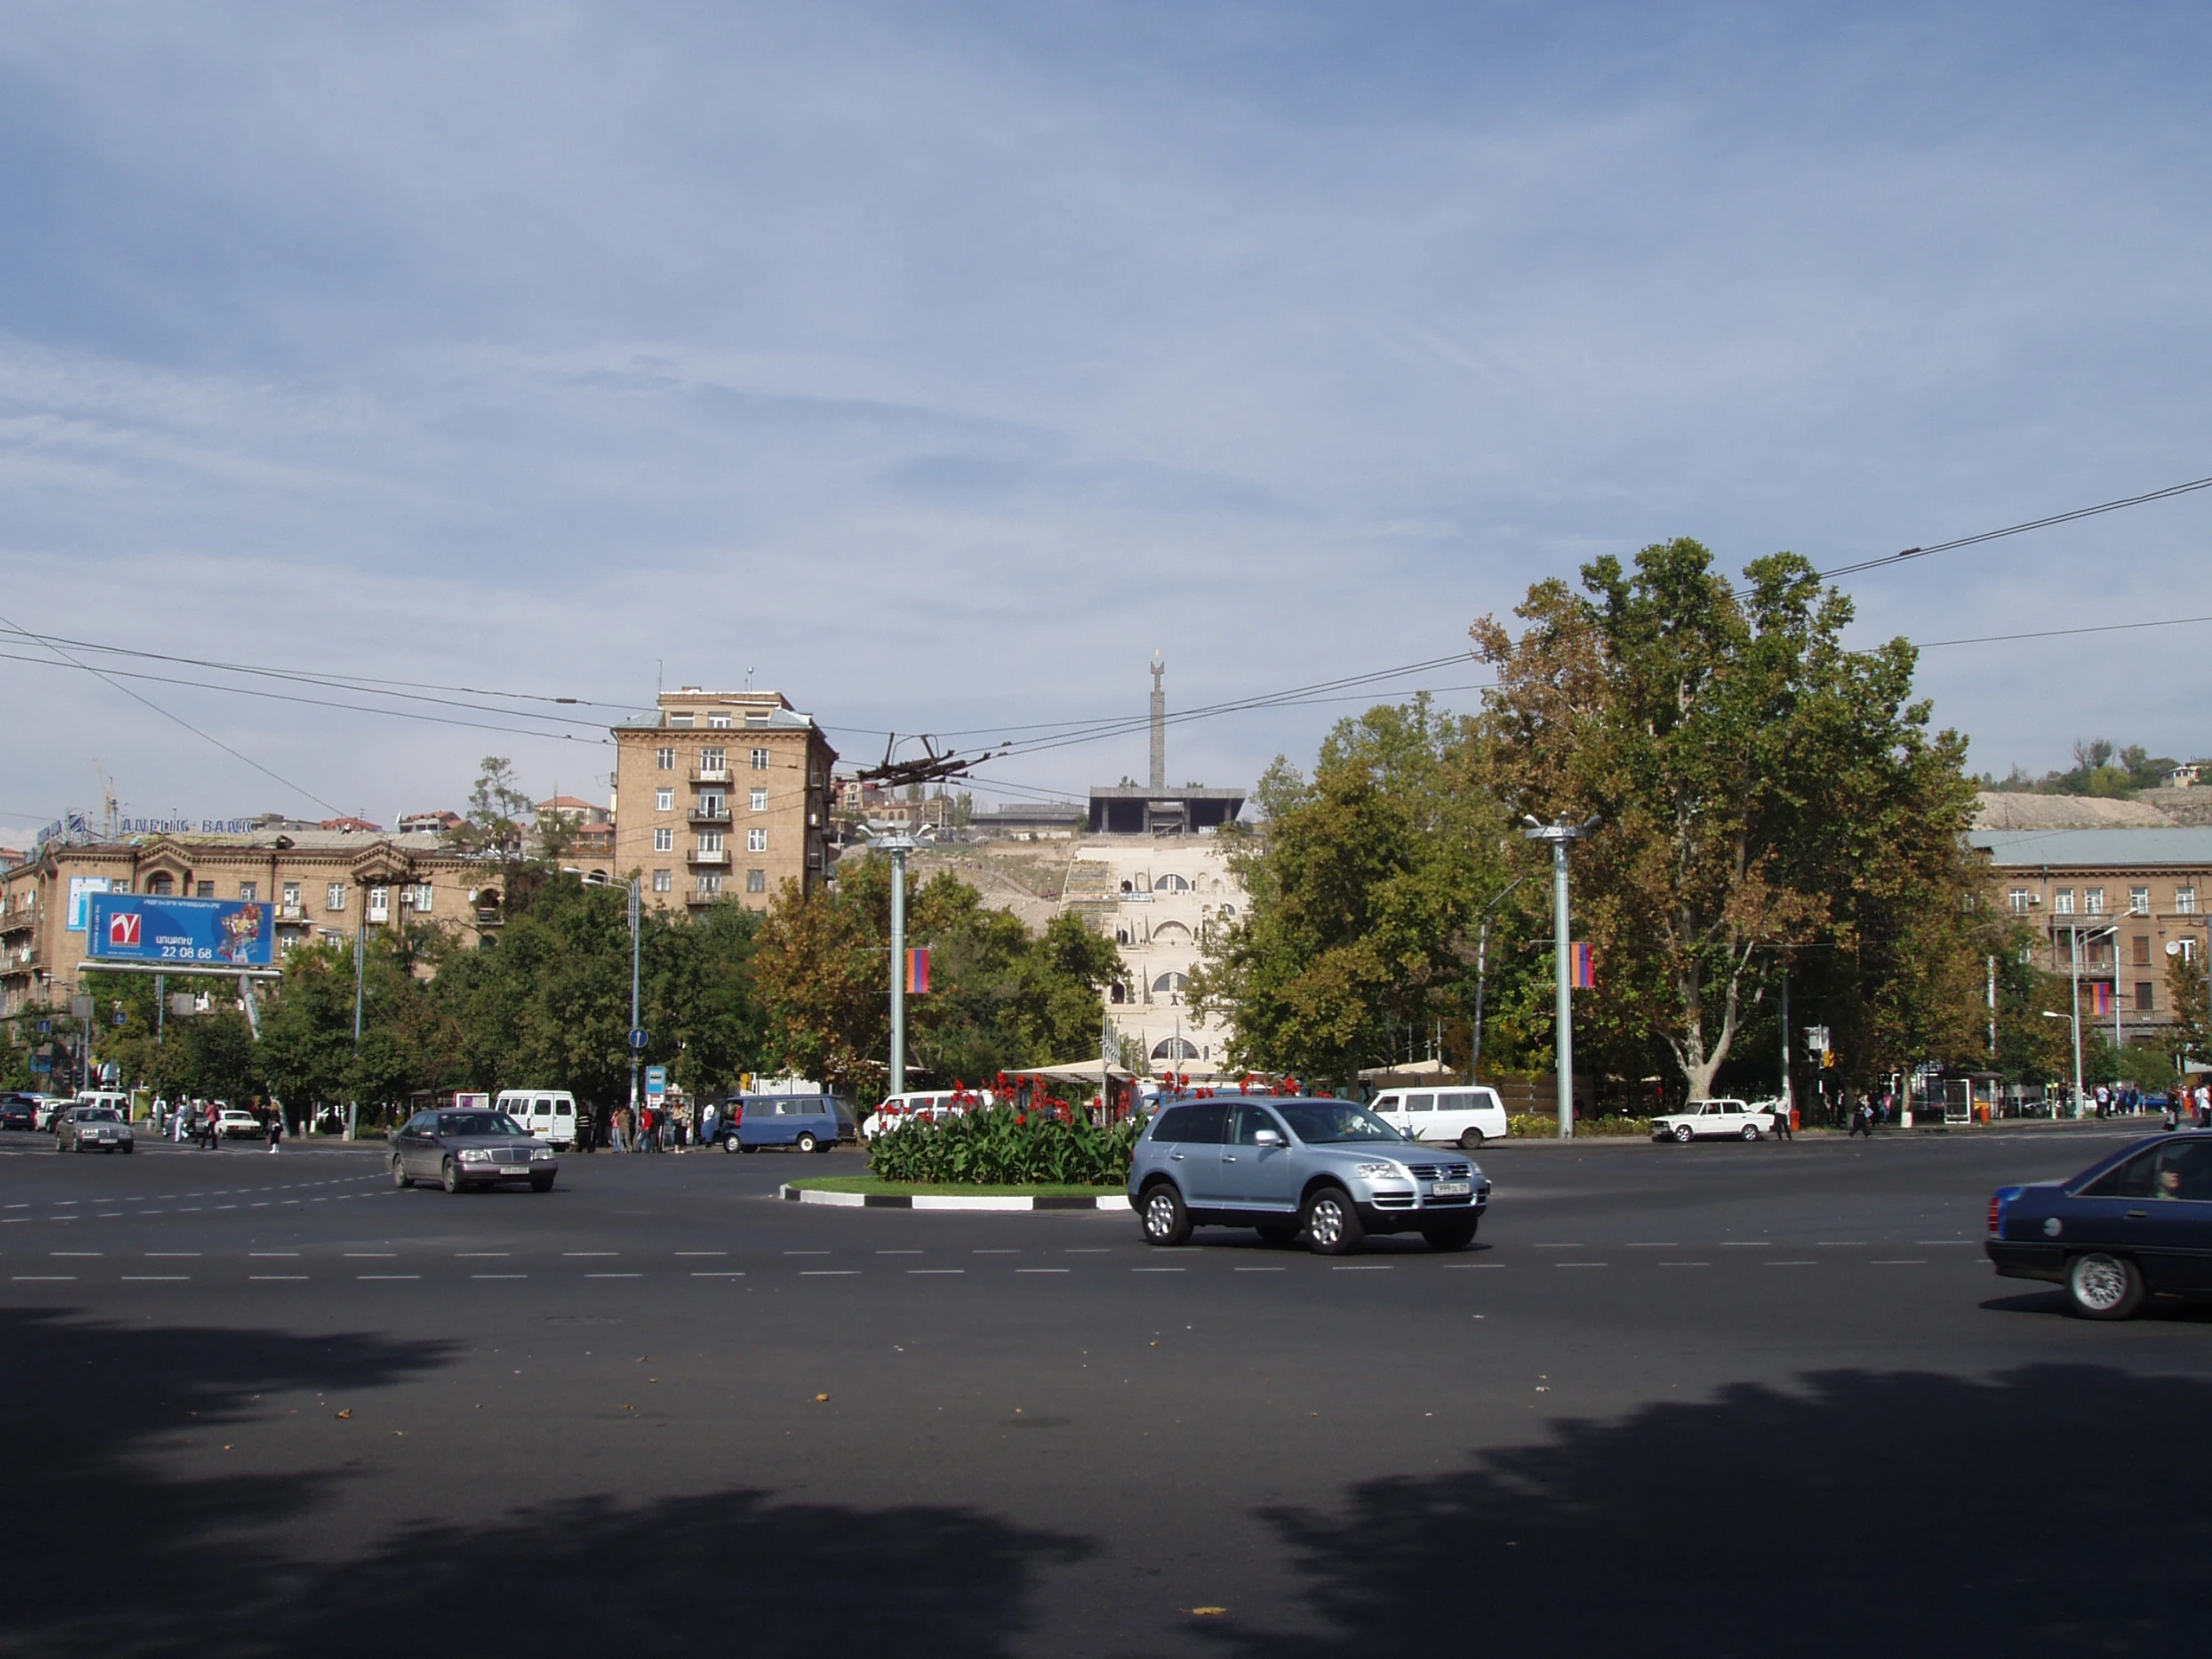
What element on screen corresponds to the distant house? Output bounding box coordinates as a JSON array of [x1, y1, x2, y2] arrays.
[[319, 817, 383, 832], [535, 796, 612, 827], [396, 810, 464, 834], [2165, 762, 2205, 789]]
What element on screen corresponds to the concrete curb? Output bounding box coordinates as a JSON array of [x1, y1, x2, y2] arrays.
[[780, 1184, 1124, 1211]]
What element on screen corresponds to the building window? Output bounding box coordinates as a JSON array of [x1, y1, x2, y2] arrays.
[[2179, 887, 2198, 914], [366, 886, 390, 922], [2130, 886, 2150, 914], [326, 883, 347, 912], [146, 873, 175, 895], [409, 883, 434, 912], [699, 793, 725, 818], [746, 868, 767, 892], [751, 748, 771, 771], [2006, 888, 2030, 913], [670, 712, 694, 728], [239, 880, 258, 901], [2133, 935, 2151, 966], [746, 711, 771, 727], [2180, 937, 2200, 963], [700, 747, 727, 774], [748, 828, 768, 852], [2054, 889, 2075, 915], [699, 831, 725, 853], [195, 880, 215, 897], [652, 868, 672, 893], [698, 874, 723, 894], [281, 882, 300, 914], [2136, 981, 2155, 1012], [2085, 888, 2105, 914], [655, 789, 674, 812], [653, 828, 674, 853], [1152, 1036, 1200, 1061], [751, 789, 768, 813], [709, 711, 732, 728], [655, 747, 676, 771]]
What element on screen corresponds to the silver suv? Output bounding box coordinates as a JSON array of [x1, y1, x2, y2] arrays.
[[1128, 1095, 1491, 1255]]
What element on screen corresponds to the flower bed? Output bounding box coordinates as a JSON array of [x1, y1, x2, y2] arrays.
[[1507, 1113, 1654, 1138], [868, 1099, 1143, 1187]]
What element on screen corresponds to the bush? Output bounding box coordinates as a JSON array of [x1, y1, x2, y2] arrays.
[[867, 1102, 1142, 1187], [1508, 1113, 1653, 1139]]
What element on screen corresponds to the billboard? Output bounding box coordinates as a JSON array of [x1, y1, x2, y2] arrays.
[[66, 875, 112, 931], [87, 893, 275, 967]]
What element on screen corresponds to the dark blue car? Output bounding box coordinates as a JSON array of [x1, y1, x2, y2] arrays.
[[712, 1094, 856, 1154], [1985, 1131, 2212, 1319]]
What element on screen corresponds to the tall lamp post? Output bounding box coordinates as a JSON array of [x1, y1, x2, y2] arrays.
[[2065, 921, 2118, 1116], [1468, 873, 1528, 1083], [571, 869, 644, 1129], [876, 832, 917, 1098], [1521, 817, 1598, 1140]]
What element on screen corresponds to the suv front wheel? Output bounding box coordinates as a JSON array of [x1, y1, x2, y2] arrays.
[[1302, 1186, 1364, 1256], [1140, 1183, 1192, 1247]]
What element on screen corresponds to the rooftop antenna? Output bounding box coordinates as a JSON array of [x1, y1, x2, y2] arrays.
[[747, 666, 756, 693]]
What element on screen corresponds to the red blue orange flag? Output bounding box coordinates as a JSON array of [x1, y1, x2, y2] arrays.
[[1569, 941, 1596, 989], [905, 947, 931, 995], [2088, 981, 2112, 1017]]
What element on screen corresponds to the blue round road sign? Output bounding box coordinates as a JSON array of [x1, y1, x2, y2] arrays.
[[629, 1028, 651, 1051]]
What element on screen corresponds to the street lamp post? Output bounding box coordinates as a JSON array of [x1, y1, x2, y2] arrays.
[[572, 869, 644, 1129], [877, 832, 917, 1098], [1521, 817, 1597, 1140], [2063, 921, 2118, 1116], [1468, 874, 1528, 1084]]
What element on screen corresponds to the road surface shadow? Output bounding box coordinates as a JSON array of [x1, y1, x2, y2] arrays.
[[1211, 1364, 2212, 1659], [0, 1307, 1087, 1659]]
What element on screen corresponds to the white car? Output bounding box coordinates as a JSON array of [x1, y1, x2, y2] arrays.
[[1369, 1085, 1510, 1150], [216, 1108, 265, 1139], [1651, 1098, 1776, 1143], [860, 1090, 992, 1140]]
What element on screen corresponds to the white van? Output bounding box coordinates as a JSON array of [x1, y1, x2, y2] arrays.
[[860, 1089, 993, 1140], [493, 1089, 580, 1149], [1370, 1085, 1509, 1149]]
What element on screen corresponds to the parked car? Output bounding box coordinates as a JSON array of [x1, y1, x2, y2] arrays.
[[716, 1094, 857, 1154], [215, 1108, 265, 1139], [32, 1096, 71, 1131], [1985, 1131, 2212, 1319], [1128, 1094, 1490, 1255], [1368, 1085, 1509, 1150], [55, 1106, 134, 1154], [388, 1108, 558, 1193], [1650, 1099, 1776, 1143], [860, 1090, 992, 1140], [492, 1089, 582, 1150], [0, 1092, 38, 1131]]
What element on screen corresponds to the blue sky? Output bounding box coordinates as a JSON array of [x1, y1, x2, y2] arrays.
[[2, 0, 2207, 830]]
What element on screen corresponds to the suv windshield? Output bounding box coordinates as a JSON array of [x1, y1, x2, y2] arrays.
[[438, 1112, 526, 1137], [1276, 1102, 1404, 1144]]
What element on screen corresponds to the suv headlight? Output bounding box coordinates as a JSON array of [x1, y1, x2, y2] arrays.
[[530, 1147, 554, 1161], [458, 1148, 492, 1163], [1354, 1162, 1403, 1179]]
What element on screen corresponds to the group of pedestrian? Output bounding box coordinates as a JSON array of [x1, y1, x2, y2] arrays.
[[593, 1102, 695, 1153]]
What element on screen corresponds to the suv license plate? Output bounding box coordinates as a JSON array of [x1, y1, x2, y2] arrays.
[[1430, 1180, 1471, 1196]]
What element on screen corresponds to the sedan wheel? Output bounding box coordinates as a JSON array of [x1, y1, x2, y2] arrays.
[[1458, 1128, 1484, 1150], [1739, 1124, 1760, 1142], [1141, 1183, 1192, 1247], [1302, 1186, 1365, 1256], [440, 1157, 463, 1194], [391, 1158, 412, 1189], [1673, 1124, 1694, 1143], [796, 1132, 819, 1154], [2066, 1252, 2146, 1321]]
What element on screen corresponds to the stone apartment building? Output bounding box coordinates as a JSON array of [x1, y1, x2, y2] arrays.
[[0, 829, 504, 1017], [610, 689, 836, 914], [1969, 827, 2212, 1042], [1062, 838, 1246, 1074]]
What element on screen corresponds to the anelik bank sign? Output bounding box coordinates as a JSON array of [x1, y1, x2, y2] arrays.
[[116, 817, 260, 835]]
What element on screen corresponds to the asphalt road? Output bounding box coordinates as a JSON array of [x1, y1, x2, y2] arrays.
[[4, 1124, 2208, 1659]]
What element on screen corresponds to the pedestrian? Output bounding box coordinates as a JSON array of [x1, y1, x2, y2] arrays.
[[1850, 1101, 1872, 1139], [266, 1108, 282, 1155], [1773, 1101, 1794, 1142], [608, 1107, 627, 1154], [2164, 1094, 2179, 1132], [200, 1104, 220, 1150], [173, 1104, 189, 1144]]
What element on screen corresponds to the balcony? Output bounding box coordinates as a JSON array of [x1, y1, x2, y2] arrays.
[[276, 902, 306, 922], [685, 888, 723, 907], [688, 807, 732, 828], [688, 848, 731, 867], [690, 767, 731, 785]]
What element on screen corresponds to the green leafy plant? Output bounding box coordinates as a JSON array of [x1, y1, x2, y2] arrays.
[[1507, 1112, 1652, 1138], [868, 1099, 1142, 1187]]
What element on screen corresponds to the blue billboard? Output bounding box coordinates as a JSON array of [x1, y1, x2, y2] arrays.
[[87, 893, 276, 967]]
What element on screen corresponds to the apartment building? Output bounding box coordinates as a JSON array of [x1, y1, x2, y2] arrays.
[[1970, 827, 2212, 1036], [610, 689, 836, 913], [0, 830, 504, 1017], [1061, 838, 1246, 1073]]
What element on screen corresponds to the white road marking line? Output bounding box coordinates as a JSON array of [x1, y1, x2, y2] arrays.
[[908, 1269, 965, 1275], [972, 1249, 1019, 1255], [1234, 1266, 1286, 1273], [456, 1253, 509, 1258], [1872, 1259, 1927, 1266], [585, 1273, 641, 1279], [1131, 1267, 1185, 1273], [875, 1250, 922, 1256], [784, 1250, 831, 1256], [1015, 1268, 1069, 1274], [562, 1252, 619, 1258], [122, 1276, 189, 1282], [356, 1275, 419, 1281], [1625, 1242, 1679, 1248], [674, 1251, 728, 1257], [1765, 1261, 1818, 1267], [1657, 1262, 1711, 1268], [12, 1276, 75, 1282], [1916, 1241, 1974, 1246], [344, 1253, 395, 1259], [1720, 1241, 1771, 1247], [1333, 1265, 1392, 1271], [471, 1274, 528, 1280], [145, 1253, 200, 1258], [1816, 1241, 1866, 1247], [251, 1276, 308, 1282], [250, 1252, 299, 1258], [800, 1270, 858, 1276], [1533, 1243, 1584, 1249], [1064, 1248, 1110, 1254], [98, 1212, 123, 1218], [690, 1271, 745, 1278], [50, 1252, 103, 1258]]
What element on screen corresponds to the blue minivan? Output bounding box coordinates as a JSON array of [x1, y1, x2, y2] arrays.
[[715, 1094, 857, 1154]]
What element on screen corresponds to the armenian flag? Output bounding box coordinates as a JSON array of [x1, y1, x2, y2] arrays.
[[905, 947, 931, 995], [2088, 981, 2113, 1017], [1569, 941, 1596, 989]]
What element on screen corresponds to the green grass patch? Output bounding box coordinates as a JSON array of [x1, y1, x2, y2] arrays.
[[787, 1175, 1124, 1198]]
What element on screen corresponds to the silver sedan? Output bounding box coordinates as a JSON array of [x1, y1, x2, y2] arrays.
[[56, 1107, 135, 1154], [389, 1108, 557, 1193]]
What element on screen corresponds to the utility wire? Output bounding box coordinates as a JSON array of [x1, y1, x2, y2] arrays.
[[0, 612, 344, 818]]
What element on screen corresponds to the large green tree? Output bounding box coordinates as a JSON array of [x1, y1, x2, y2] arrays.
[[1472, 538, 1980, 1099], [1190, 697, 1526, 1091]]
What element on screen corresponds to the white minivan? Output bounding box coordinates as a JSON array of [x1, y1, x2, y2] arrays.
[[860, 1089, 993, 1140], [1369, 1085, 1509, 1150], [493, 1089, 580, 1149]]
